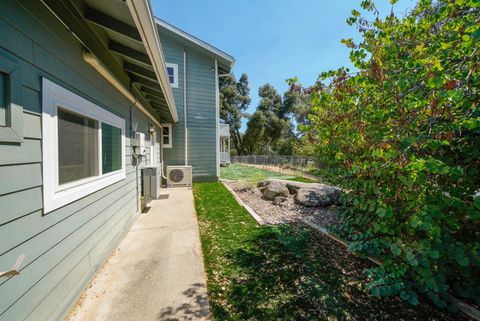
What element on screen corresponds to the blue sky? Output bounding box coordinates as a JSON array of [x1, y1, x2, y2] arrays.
[[152, 0, 417, 130]]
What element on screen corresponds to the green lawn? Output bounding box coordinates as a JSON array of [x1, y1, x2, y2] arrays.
[[286, 176, 317, 183], [220, 163, 316, 183], [193, 182, 464, 321]]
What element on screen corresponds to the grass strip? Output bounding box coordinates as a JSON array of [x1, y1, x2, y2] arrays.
[[193, 182, 469, 321]]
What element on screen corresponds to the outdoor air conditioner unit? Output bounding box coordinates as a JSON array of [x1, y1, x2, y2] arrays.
[[166, 165, 192, 187]]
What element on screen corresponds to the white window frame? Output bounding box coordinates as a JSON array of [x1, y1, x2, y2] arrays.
[[42, 78, 126, 213], [165, 63, 178, 88], [161, 123, 172, 148]]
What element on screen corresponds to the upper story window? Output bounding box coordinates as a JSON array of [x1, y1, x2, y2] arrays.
[[165, 63, 178, 88], [42, 78, 126, 213], [161, 123, 172, 148]]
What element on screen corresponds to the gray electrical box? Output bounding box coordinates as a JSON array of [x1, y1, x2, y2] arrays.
[[142, 166, 161, 203]]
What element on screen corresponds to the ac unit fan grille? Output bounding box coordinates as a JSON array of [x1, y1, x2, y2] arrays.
[[169, 169, 184, 183]]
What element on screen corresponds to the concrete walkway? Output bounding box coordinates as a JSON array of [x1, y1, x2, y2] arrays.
[[65, 187, 210, 321]]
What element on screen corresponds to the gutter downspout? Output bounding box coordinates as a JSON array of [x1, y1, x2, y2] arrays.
[[184, 50, 188, 165], [214, 60, 220, 178], [159, 123, 168, 180]]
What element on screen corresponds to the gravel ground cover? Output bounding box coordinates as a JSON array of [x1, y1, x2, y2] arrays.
[[224, 180, 338, 228]]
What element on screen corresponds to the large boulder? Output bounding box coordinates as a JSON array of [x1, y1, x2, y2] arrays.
[[294, 186, 341, 207], [285, 181, 312, 195], [258, 179, 304, 194], [257, 179, 341, 206], [262, 180, 289, 200], [272, 196, 288, 206], [257, 180, 270, 188]]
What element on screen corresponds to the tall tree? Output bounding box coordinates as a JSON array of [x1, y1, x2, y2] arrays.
[[244, 83, 296, 154], [243, 111, 267, 154], [219, 73, 251, 155], [283, 78, 324, 156], [283, 78, 318, 128], [237, 74, 251, 111]]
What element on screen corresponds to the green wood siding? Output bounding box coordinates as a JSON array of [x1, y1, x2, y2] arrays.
[[0, 2, 159, 321], [158, 32, 218, 181], [186, 49, 217, 181], [160, 33, 186, 168]]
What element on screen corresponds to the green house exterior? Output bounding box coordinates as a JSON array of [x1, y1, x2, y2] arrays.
[[156, 19, 235, 181], [0, 1, 233, 321]]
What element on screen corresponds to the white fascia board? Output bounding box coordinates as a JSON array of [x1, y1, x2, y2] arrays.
[[155, 17, 235, 70], [126, 0, 179, 123]]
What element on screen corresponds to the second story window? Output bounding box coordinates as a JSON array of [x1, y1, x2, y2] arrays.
[[165, 63, 178, 88]]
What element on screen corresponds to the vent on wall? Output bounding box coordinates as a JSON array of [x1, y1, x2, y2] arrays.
[[166, 166, 192, 186]]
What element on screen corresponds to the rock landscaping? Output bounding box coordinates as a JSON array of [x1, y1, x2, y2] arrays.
[[260, 179, 341, 207], [224, 179, 340, 227], [259, 180, 289, 200], [294, 186, 340, 207]]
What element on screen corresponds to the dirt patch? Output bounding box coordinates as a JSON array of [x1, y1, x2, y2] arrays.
[[224, 180, 338, 227]]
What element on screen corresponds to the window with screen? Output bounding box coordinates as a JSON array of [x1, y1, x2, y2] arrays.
[[57, 108, 98, 185]]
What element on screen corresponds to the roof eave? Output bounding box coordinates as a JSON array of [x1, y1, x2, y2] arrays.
[[154, 17, 235, 72], [126, 0, 178, 123]]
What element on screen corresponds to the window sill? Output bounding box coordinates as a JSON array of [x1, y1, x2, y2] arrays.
[[44, 170, 125, 214]]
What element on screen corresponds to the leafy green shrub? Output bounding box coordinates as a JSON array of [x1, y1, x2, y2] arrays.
[[298, 0, 480, 309]]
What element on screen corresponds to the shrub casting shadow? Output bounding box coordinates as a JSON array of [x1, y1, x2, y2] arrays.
[[157, 283, 210, 321], [212, 224, 465, 321]]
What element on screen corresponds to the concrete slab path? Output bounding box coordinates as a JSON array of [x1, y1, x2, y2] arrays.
[[65, 187, 211, 321]]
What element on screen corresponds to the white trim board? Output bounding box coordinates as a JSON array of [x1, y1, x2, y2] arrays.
[[42, 78, 126, 213]]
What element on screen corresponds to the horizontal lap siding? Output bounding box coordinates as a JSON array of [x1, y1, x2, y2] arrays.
[[158, 32, 217, 180], [161, 34, 186, 166], [0, 2, 150, 321], [186, 49, 217, 181]]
